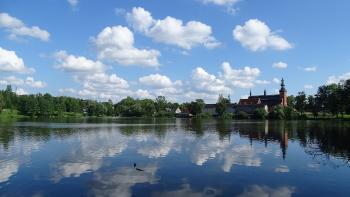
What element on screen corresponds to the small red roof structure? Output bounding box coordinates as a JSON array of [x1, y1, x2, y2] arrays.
[[238, 98, 261, 105]]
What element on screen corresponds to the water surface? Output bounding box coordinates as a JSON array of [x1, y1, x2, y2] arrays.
[[0, 118, 350, 196]]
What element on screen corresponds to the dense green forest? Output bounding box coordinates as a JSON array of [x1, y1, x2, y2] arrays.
[[0, 78, 349, 119]]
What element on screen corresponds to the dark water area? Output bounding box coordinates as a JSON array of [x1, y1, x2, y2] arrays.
[[0, 118, 350, 197]]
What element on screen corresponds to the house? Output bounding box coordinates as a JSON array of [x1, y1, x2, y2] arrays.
[[202, 104, 217, 115], [237, 78, 288, 112], [175, 107, 193, 118], [202, 78, 287, 116], [203, 104, 236, 116]]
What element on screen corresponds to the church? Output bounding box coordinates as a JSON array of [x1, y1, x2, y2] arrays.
[[236, 78, 288, 113]]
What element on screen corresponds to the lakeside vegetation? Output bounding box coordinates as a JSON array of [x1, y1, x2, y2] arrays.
[[0, 79, 349, 120]]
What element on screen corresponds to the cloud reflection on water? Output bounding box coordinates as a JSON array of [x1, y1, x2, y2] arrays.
[[51, 129, 128, 182], [237, 185, 295, 197], [152, 183, 221, 197], [90, 164, 158, 197]]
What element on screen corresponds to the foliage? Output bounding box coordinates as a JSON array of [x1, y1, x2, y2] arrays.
[[237, 111, 249, 119], [295, 91, 306, 114], [287, 95, 296, 108], [268, 105, 285, 120], [1, 78, 350, 119], [216, 94, 230, 116], [196, 112, 212, 118], [253, 108, 267, 119], [0, 94, 4, 113], [0, 86, 175, 118], [283, 106, 298, 119], [219, 112, 233, 119], [189, 99, 205, 116]]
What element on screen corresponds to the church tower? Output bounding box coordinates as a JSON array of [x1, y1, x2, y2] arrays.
[[279, 78, 288, 106]]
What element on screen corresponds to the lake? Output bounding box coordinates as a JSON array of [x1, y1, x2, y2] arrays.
[[0, 118, 350, 197]]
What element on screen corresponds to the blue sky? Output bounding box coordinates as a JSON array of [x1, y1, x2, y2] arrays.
[[0, 0, 349, 103]]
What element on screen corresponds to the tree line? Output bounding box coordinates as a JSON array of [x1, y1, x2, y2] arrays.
[[0, 85, 179, 117], [206, 79, 350, 120], [288, 79, 350, 118], [0, 78, 349, 119]]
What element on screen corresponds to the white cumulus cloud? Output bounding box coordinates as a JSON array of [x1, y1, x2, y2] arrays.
[[221, 62, 260, 88], [0, 76, 46, 88], [191, 67, 230, 94], [273, 78, 280, 84], [233, 19, 292, 51], [126, 7, 220, 50], [272, 61, 288, 69], [0, 47, 34, 73], [25, 77, 46, 88], [0, 12, 50, 41], [303, 66, 317, 72], [304, 84, 313, 89], [201, 0, 240, 6], [139, 74, 174, 89], [67, 0, 78, 7], [54, 50, 106, 73], [326, 72, 350, 84], [92, 26, 160, 67]]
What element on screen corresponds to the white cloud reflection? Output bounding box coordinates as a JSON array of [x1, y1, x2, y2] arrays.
[[152, 183, 221, 197], [51, 130, 129, 182], [191, 133, 230, 166], [238, 185, 295, 197], [0, 137, 43, 184], [222, 145, 262, 172], [91, 164, 159, 197], [275, 165, 290, 173], [137, 132, 184, 158], [0, 160, 19, 183]]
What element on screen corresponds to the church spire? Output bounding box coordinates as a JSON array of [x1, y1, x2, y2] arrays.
[[264, 89, 266, 96], [280, 78, 286, 92], [249, 89, 252, 97]]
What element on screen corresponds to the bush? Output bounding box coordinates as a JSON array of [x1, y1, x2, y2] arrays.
[[253, 108, 267, 119], [298, 113, 308, 120], [219, 112, 233, 119], [237, 111, 249, 119], [196, 112, 212, 118], [155, 111, 174, 118], [283, 106, 298, 119], [268, 105, 285, 120]]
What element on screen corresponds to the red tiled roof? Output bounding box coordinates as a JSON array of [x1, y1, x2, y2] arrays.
[[238, 98, 261, 105]]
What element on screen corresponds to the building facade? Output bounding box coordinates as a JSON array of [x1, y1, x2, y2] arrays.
[[200, 78, 288, 116], [238, 78, 288, 112]]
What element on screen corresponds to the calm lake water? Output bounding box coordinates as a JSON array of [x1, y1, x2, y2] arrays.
[[0, 118, 350, 197]]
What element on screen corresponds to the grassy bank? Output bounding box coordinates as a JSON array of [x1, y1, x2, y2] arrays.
[[0, 109, 27, 119]]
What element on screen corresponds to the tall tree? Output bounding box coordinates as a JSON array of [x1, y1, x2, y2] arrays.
[[216, 95, 230, 116], [0, 94, 4, 113], [295, 91, 307, 114], [190, 99, 205, 116]]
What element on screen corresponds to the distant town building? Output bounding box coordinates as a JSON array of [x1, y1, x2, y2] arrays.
[[238, 78, 288, 112], [202, 78, 288, 116], [175, 107, 193, 118]]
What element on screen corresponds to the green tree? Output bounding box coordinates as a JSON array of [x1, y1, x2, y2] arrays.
[[140, 99, 156, 117], [253, 108, 267, 119], [287, 95, 296, 108], [216, 94, 230, 116], [283, 106, 297, 119], [0, 94, 4, 113], [269, 105, 285, 120], [190, 99, 205, 116], [155, 96, 168, 112], [103, 100, 114, 116], [18, 95, 39, 117], [295, 91, 307, 114], [306, 95, 319, 118]]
